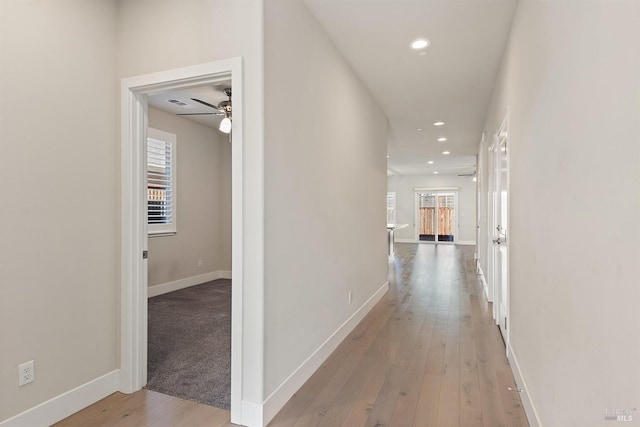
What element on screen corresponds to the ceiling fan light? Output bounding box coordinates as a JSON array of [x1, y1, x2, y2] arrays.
[[219, 117, 232, 134]]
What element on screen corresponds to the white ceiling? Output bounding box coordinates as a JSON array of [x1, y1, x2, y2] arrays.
[[304, 0, 518, 176], [148, 3, 516, 177], [147, 82, 231, 130]]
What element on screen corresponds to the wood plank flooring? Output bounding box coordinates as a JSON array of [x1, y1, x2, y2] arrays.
[[269, 244, 527, 427], [55, 243, 527, 427], [53, 389, 232, 427]]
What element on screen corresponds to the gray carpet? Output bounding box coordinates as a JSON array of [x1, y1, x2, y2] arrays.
[[147, 279, 231, 410]]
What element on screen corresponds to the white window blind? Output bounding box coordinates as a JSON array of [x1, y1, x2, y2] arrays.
[[387, 192, 396, 224], [147, 128, 176, 235]]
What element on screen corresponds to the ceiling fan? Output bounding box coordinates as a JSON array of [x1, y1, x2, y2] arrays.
[[178, 88, 232, 134]]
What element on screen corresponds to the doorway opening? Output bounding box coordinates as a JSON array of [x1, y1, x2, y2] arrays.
[[416, 190, 457, 243], [144, 82, 233, 409], [120, 59, 243, 423]]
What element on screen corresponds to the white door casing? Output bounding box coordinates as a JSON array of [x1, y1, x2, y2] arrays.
[[120, 58, 245, 424]]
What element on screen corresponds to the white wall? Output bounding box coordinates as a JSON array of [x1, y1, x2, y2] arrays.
[[147, 107, 231, 288], [117, 0, 265, 406], [387, 174, 476, 243], [479, 2, 640, 425], [0, 1, 265, 423], [0, 0, 118, 420], [263, 0, 388, 412]]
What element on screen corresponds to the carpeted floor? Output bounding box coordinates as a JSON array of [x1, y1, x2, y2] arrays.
[[147, 279, 231, 410]]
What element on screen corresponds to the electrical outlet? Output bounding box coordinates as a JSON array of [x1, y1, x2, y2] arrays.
[[18, 360, 34, 386], [197, 259, 203, 268], [348, 291, 353, 305]]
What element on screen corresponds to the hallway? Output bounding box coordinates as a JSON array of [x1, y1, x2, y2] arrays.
[[54, 243, 528, 427], [270, 243, 528, 426]]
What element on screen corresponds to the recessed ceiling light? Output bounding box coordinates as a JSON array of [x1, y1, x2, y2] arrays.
[[442, 151, 450, 155], [427, 160, 434, 164], [417, 128, 423, 131], [433, 171, 439, 174], [411, 39, 430, 50], [386, 155, 390, 158], [433, 121, 445, 126], [437, 137, 447, 142]]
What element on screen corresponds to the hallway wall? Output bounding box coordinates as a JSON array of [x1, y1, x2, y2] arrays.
[[0, 1, 118, 420], [479, 2, 640, 425], [264, 0, 388, 418], [1, 0, 265, 423]]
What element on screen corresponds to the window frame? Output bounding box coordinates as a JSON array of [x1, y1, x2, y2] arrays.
[[146, 127, 177, 236]]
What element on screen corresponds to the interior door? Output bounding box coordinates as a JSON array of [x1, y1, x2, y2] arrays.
[[492, 117, 509, 342]]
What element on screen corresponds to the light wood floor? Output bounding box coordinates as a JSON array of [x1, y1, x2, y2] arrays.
[[56, 243, 527, 427]]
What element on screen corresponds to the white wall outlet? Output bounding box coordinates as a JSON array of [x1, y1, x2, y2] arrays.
[[197, 259, 203, 267], [348, 291, 353, 305], [18, 360, 34, 386]]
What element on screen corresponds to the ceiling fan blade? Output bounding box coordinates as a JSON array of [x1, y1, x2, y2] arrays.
[[191, 97, 219, 110]]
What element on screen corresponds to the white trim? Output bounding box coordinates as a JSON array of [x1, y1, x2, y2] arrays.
[[478, 266, 491, 301], [508, 343, 542, 427], [396, 238, 418, 243], [0, 370, 119, 427], [148, 270, 232, 298], [241, 400, 264, 427], [120, 58, 245, 424], [262, 281, 389, 426], [456, 240, 476, 246]]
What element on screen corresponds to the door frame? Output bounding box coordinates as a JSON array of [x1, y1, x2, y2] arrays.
[[489, 112, 510, 350], [119, 58, 244, 421], [413, 187, 459, 244]]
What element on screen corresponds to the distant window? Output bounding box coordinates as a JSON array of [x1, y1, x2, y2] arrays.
[[147, 128, 176, 235], [387, 192, 396, 224]]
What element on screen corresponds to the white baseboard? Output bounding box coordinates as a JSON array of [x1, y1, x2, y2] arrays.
[[395, 239, 418, 243], [0, 370, 120, 427], [456, 240, 476, 246], [508, 343, 542, 427], [148, 270, 232, 298], [478, 267, 490, 301], [241, 400, 264, 427], [262, 281, 390, 426]]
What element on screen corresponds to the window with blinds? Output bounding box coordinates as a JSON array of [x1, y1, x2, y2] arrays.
[[147, 128, 176, 235], [387, 192, 396, 224]]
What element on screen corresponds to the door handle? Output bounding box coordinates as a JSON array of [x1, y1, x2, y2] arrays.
[[493, 237, 505, 245]]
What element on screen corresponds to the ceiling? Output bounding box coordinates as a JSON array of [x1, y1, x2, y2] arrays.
[[147, 82, 231, 130], [304, 0, 518, 176], [148, 2, 517, 177]]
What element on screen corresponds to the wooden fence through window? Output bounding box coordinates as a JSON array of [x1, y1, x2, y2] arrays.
[[419, 207, 455, 236]]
